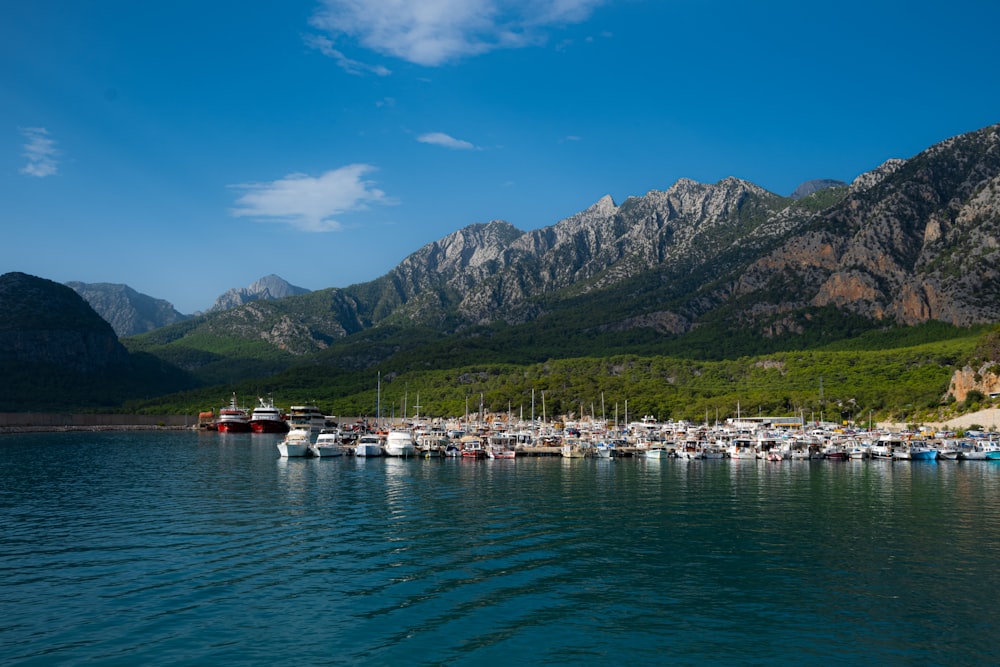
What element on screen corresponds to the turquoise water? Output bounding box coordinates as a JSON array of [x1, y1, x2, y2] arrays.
[[2, 431, 998, 666]]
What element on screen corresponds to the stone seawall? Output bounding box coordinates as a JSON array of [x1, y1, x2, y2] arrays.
[[0, 413, 197, 433]]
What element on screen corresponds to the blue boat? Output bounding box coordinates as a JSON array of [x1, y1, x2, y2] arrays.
[[909, 444, 939, 460]]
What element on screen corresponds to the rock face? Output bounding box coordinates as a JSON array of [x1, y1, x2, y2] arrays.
[[740, 125, 1000, 327], [66, 282, 189, 337], [0, 272, 130, 372], [375, 125, 1000, 334], [210, 274, 310, 312], [949, 365, 1000, 402]]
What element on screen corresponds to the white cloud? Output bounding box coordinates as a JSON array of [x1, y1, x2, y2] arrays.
[[230, 164, 390, 232], [310, 0, 604, 66], [19, 127, 60, 177], [304, 34, 391, 76], [417, 132, 478, 150]]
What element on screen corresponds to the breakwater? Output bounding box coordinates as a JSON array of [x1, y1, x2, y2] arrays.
[[0, 413, 196, 433]]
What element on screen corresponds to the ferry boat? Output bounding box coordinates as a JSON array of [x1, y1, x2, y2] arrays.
[[216, 393, 251, 433], [250, 395, 289, 433], [287, 404, 328, 433]]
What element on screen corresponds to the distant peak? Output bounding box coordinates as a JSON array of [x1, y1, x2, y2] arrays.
[[789, 179, 847, 199]]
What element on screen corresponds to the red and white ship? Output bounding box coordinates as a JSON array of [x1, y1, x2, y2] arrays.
[[250, 395, 289, 433], [216, 393, 251, 433]]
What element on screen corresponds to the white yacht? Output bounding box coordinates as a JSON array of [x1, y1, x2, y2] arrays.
[[354, 434, 383, 457], [383, 429, 417, 457], [287, 405, 327, 433], [277, 428, 311, 457], [309, 429, 344, 457]]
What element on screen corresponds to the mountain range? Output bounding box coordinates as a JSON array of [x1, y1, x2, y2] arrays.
[[4, 122, 999, 412], [66, 274, 311, 337]]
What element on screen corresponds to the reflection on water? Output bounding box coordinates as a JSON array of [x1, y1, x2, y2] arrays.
[[2, 433, 999, 665]]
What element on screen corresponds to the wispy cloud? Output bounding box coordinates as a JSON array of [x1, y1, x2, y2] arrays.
[[417, 132, 478, 150], [19, 127, 60, 177], [304, 34, 392, 76], [230, 165, 390, 232], [310, 0, 605, 66]]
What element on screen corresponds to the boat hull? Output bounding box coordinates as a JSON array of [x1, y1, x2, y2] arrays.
[[355, 443, 383, 457], [217, 420, 251, 433], [277, 442, 309, 457], [309, 444, 343, 457], [250, 419, 289, 434]]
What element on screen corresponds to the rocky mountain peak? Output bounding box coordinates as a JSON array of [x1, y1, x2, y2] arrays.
[[210, 274, 310, 312]]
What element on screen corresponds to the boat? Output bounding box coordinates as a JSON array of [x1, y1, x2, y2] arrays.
[[728, 439, 757, 460], [460, 436, 488, 459], [561, 441, 586, 458], [643, 447, 669, 459], [277, 428, 311, 457], [592, 443, 612, 459], [892, 446, 912, 461], [354, 434, 383, 457], [908, 443, 939, 461], [702, 443, 727, 459], [766, 449, 785, 462], [846, 441, 870, 459], [216, 393, 251, 433], [384, 429, 417, 457], [250, 395, 289, 433], [823, 444, 848, 460], [937, 440, 960, 460], [417, 430, 449, 457], [309, 428, 344, 457], [287, 405, 328, 433]]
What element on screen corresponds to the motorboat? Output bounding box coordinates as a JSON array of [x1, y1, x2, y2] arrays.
[[908, 443, 939, 461], [383, 429, 417, 457], [354, 434, 383, 457], [309, 429, 344, 457], [277, 428, 311, 457]]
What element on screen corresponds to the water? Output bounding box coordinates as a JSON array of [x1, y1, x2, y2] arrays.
[[2, 432, 998, 666]]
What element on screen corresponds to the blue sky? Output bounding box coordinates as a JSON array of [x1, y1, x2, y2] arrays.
[[4, 0, 999, 314]]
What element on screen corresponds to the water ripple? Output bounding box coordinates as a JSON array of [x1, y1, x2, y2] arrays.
[[3, 435, 1000, 665]]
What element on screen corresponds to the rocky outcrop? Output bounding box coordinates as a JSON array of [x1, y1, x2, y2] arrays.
[[949, 364, 1000, 402]]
